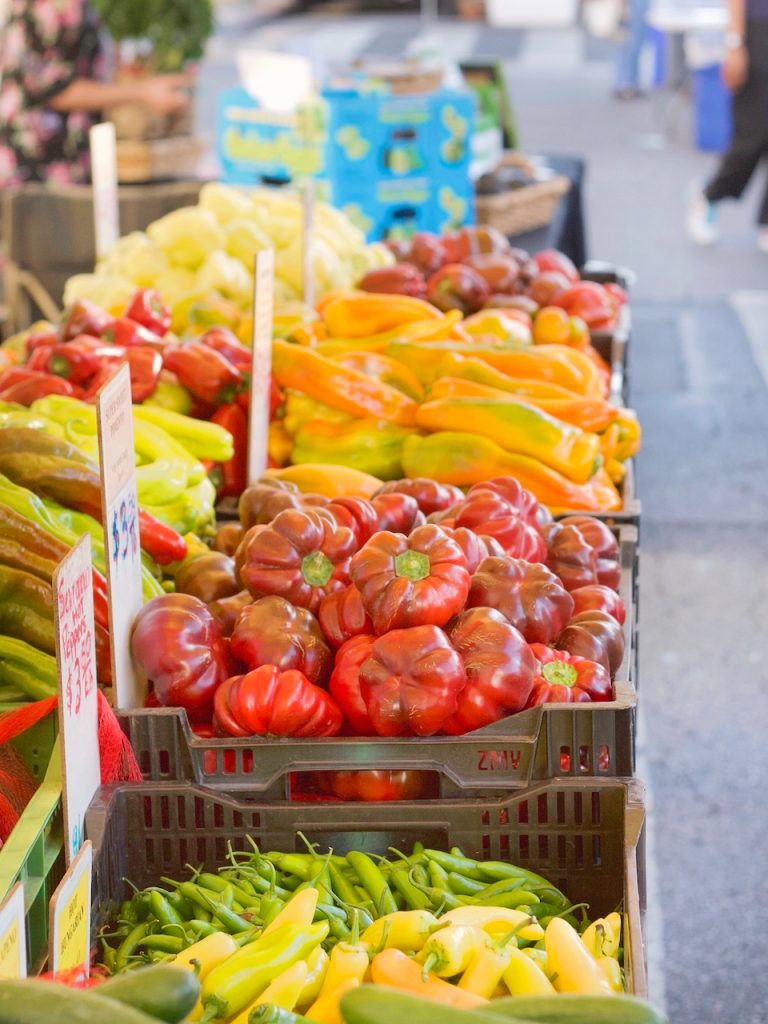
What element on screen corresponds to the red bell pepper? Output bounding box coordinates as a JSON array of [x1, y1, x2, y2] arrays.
[[556, 608, 625, 678], [311, 769, 435, 802], [328, 633, 377, 734], [238, 507, 357, 613], [124, 289, 172, 337], [442, 607, 536, 734], [59, 298, 113, 341], [358, 264, 427, 298], [211, 403, 247, 499], [175, 551, 240, 605], [79, 346, 162, 404], [230, 595, 332, 686], [131, 594, 234, 722], [208, 589, 251, 637], [570, 584, 626, 625], [359, 624, 467, 737], [101, 315, 166, 351], [371, 493, 425, 534], [25, 329, 59, 355], [375, 478, 464, 516], [47, 336, 115, 384], [25, 346, 54, 372], [238, 481, 306, 530], [0, 369, 81, 404], [544, 515, 620, 592], [138, 509, 188, 565], [467, 556, 574, 645], [426, 263, 490, 315], [215, 665, 343, 738], [318, 584, 373, 650], [350, 524, 471, 634], [454, 490, 547, 562], [436, 525, 504, 573], [163, 342, 242, 407], [324, 497, 379, 547], [199, 327, 252, 371], [467, 476, 551, 531], [526, 644, 612, 706]]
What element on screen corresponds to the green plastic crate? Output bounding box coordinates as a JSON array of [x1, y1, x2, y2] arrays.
[[0, 716, 64, 972]]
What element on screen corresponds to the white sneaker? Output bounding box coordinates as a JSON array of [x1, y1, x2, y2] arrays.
[[758, 227, 768, 254], [686, 187, 719, 246]]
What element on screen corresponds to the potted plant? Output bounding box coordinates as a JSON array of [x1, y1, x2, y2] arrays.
[[92, 0, 214, 139]]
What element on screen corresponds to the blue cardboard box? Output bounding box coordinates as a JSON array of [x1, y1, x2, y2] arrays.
[[332, 177, 435, 242]]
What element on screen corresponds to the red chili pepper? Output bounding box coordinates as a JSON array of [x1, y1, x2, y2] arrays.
[[0, 369, 81, 404], [199, 327, 252, 371], [318, 584, 374, 650], [442, 607, 536, 735], [138, 509, 188, 565], [238, 507, 357, 614], [467, 556, 574, 645], [359, 625, 467, 736], [47, 336, 117, 384], [211, 403, 247, 499], [124, 289, 172, 337], [526, 644, 612, 706], [131, 594, 234, 722], [215, 665, 343, 738], [350, 524, 471, 634], [24, 346, 53, 372], [102, 316, 167, 351], [163, 343, 243, 408], [328, 633, 377, 734], [230, 595, 333, 686], [59, 299, 113, 341]]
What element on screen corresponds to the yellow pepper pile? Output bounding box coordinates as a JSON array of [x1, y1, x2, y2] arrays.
[[270, 292, 641, 514]]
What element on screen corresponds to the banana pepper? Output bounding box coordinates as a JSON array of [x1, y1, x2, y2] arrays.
[[401, 432, 622, 513], [416, 396, 601, 484], [321, 293, 443, 338]]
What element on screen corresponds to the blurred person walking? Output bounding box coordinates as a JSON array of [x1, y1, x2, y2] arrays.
[[614, 0, 650, 99], [687, 0, 768, 251], [0, 0, 189, 187]]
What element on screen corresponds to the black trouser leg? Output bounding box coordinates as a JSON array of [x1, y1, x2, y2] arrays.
[[704, 78, 767, 202], [759, 170, 768, 225]]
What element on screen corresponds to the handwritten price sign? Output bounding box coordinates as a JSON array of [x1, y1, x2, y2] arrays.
[[97, 363, 144, 708], [0, 885, 26, 980], [53, 535, 101, 865], [49, 841, 92, 975]]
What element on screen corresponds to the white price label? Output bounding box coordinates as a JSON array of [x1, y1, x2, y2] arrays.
[[49, 841, 92, 975], [248, 247, 275, 484], [53, 535, 101, 865], [96, 363, 145, 708], [0, 885, 26, 980], [89, 122, 119, 260]]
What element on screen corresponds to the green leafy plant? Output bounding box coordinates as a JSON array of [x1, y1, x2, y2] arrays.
[[92, 0, 214, 71]]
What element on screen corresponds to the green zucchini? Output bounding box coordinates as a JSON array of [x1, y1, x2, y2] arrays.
[[484, 994, 669, 1024], [97, 965, 200, 1023], [339, 986, 536, 1024], [0, 980, 160, 1024]]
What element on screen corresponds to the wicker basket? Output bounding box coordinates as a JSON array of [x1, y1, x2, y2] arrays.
[[476, 152, 570, 235]]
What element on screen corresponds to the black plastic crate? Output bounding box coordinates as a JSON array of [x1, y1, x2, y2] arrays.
[[85, 778, 647, 996], [121, 527, 637, 798]]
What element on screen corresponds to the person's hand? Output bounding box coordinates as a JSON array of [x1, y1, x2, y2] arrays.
[[722, 46, 748, 92], [137, 74, 192, 115]]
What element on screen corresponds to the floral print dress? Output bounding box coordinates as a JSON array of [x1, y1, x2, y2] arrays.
[[0, 0, 103, 186]]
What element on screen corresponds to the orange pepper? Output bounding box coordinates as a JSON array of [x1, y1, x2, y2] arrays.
[[271, 340, 418, 427], [331, 351, 424, 401], [370, 949, 487, 1009], [322, 293, 443, 338]]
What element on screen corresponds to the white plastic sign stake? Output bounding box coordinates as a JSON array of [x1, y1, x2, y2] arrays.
[[248, 247, 275, 483], [53, 535, 101, 865], [89, 122, 119, 259], [49, 841, 93, 976], [0, 884, 27, 980], [302, 181, 315, 308], [96, 363, 145, 708]]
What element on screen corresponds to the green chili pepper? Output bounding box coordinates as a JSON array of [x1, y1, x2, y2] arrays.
[[199, 872, 260, 910], [101, 944, 117, 974], [346, 852, 397, 917], [475, 888, 540, 910], [389, 865, 433, 911], [140, 934, 185, 954], [115, 923, 151, 973], [423, 849, 485, 879], [427, 859, 450, 891], [187, 920, 219, 939], [327, 862, 361, 910], [198, 890, 256, 935], [258, 863, 284, 928], [446, 872, 486, 896], [265, 853, 313, 880], [149, 890, 185, 928]]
